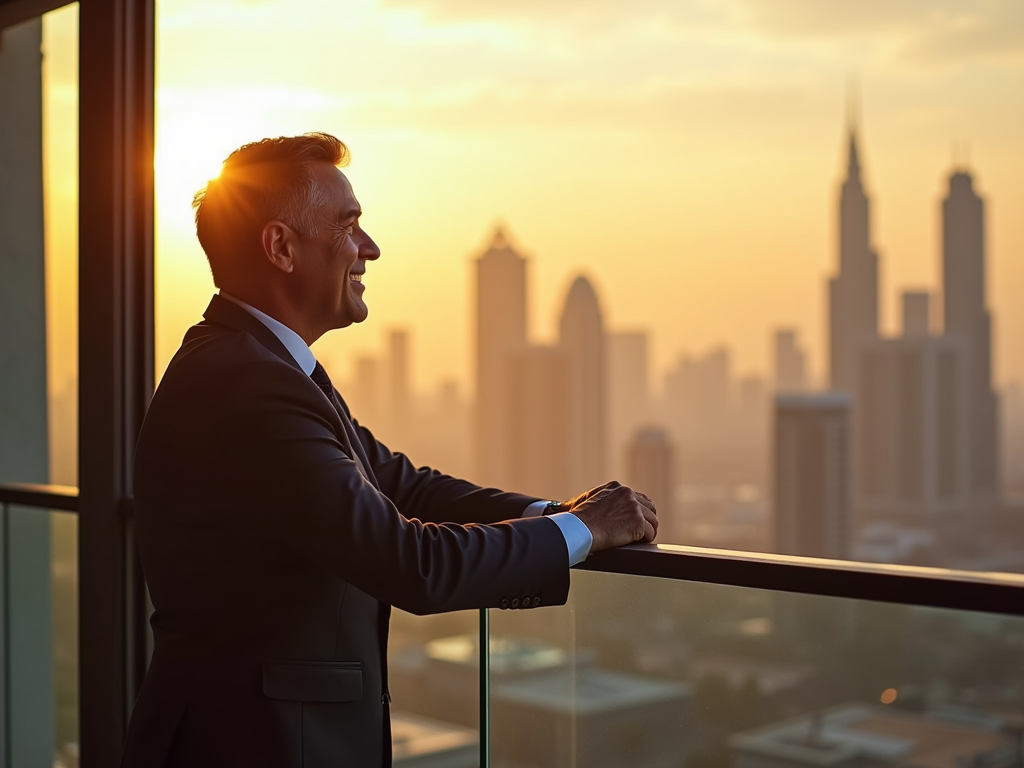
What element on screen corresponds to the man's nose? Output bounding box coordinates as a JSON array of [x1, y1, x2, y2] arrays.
[[359, 230, 381, 261]]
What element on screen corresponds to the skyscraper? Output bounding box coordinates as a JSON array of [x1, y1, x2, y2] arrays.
[[773, 393, 852, 559], [349, 354, 381, 427], [828, 123, 879, 393], [664, 346, 732, 459], [626, 427, 675, 543], [559, 275, 607, 493], [857, 313, 970, 519], [901, 291, 931, 337], [942, 169, 1000, 502], [773, 329, 807, 393], [386, 328, 411, 437], [607, 331, 651, 479], [506, 346, 571, 501], [474, 226, 528, 488]]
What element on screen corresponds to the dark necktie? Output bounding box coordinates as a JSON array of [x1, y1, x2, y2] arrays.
[[311, 360, 334, 401], [310, 360, 371, 479]]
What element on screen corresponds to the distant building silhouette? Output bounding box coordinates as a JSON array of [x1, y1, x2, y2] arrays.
[[558, 275, 607, 492], [858, 299, 971, 519], [1004, 383, 1024, 497], [626, 427, 675, 542], [901, 290, 931, 337], [773, 393, 851, 559], [474, 226, 529, 488], [387, 329, 411, 435], [608, 331, 651, 479], [505, 346, 571, 501], [391, 635, 691, 768], [350, 355, 381, 426], [941, 169, 1000, 503], [851, 167, 1003, 523], [773, 329, 807, 393], [664, 346, 732, 463], [732, 703, 1015, 768], [827, 122, 879, 393], [736, 375, 770, 486]]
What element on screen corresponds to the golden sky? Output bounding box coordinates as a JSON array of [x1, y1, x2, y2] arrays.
[[45, 0, 1024, 394]]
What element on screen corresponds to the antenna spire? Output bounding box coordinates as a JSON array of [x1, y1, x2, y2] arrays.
[[844, 74, 863, 180], [846, 72, 860, 133]]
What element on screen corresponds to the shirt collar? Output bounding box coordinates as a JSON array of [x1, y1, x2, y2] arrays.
[[219, 292, 317, 376]]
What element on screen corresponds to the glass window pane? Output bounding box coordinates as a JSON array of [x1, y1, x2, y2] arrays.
[[154, 0, 1022, 572], [1, 4, 78, 766], [43, 2, 79, 490], [490, 570, 1024, 768], [389, 610, 480, 765], [1, 506, 78, 768]]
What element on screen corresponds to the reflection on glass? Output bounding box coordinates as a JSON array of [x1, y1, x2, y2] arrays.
[[0, 4, 78, 767], [389, 609, 480, 766], [51, 509, 79, 768], [43, 2, 80, 490], [489, 571, 1024, 768], [1, 508, 78, 768]]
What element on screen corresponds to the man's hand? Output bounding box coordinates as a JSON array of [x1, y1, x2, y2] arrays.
[[562, 481, 657, 553]]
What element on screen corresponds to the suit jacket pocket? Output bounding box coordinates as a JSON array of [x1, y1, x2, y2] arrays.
[[263, 661, 363, 703]]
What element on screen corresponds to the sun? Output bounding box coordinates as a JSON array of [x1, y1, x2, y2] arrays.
[[154, 89, 300, 228]]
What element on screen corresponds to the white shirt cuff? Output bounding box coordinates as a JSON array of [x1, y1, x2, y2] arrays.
[[521, 501, 593, 566]]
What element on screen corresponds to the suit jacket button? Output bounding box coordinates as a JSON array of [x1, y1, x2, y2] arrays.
[[500, 598, 509, 609], [532, 596, 541, 607], [511, 597, 520, 608]]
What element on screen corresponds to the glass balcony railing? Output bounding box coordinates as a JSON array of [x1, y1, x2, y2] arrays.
[[3, 483, 1023, 768], [0, 485, 79, 768], [485, 554, 1024, 768]]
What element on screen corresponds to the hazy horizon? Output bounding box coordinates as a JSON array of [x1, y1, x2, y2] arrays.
[[40, 0, 1024, 398]]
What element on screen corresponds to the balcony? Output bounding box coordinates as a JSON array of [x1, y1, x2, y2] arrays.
[[4, 482, 1023, 768], [2, 0, 1023, 765]]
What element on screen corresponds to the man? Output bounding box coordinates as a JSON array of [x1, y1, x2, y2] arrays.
[[122, 132, 657, 768]]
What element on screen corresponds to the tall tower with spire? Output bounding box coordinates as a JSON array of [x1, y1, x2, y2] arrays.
[[473, 225, 528, 488], [942, 168, 1000, 502], [828, 111, 880, 393]]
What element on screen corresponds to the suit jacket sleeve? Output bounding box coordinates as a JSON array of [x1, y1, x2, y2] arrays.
[[227, 358, 570, 616], [341, 406, 542, 526]]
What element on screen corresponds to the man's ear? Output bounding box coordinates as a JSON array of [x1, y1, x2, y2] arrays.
[[261, 221, 295, 274]]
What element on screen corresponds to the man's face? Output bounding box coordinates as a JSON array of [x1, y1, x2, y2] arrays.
[[294, 163, 381, 331]]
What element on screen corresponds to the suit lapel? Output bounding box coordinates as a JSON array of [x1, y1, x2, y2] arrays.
[[327, 390, 378, 487], [201, 294, 374, 481]]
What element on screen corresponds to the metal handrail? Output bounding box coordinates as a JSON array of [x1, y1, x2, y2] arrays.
[[3, 481, 1022, 617], [0, 482, 79, 512], [579, 543, 1024, 617]]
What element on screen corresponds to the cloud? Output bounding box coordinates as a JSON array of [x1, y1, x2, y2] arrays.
[[894, 5, 1024, 66], [736, 0, 1024, 66], [321, 78, 833, 146], [382, 0, 1024, 68], [379, 0, 731, 36], [735, 0, 959, 38]]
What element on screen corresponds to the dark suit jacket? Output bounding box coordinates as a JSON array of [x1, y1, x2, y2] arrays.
[[121, 295, 571, 768]]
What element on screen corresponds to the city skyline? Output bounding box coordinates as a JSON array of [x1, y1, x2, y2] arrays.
[[303, 145, 1012, 405], [333, 133, 1019, 550], [317, 148, 1011, 406], [12, 6, 1024, 767], [36, 3, 1024, 399]]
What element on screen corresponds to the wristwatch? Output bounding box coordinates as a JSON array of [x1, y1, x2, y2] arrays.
[[544, 500, 565, 515]]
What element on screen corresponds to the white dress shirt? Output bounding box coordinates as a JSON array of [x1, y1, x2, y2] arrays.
[[220, 292, 594, 565]]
